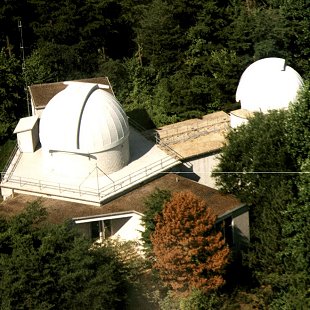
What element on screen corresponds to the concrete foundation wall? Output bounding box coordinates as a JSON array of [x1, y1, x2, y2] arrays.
[[0, 187, 14, 200]]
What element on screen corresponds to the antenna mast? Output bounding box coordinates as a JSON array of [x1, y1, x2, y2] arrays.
[[18, 20, 30, 116]]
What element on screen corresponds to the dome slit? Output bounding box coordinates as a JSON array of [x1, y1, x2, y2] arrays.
[[76, 84, 99, 150]]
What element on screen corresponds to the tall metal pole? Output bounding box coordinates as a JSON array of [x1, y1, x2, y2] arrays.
[[18, 20, 30, 116]]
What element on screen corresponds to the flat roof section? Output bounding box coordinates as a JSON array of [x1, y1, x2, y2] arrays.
[[14, 116, 39, 134], [168, 131, 227, 158], [230, 109, 254, 119], [155, 111, 230, 158], [0, 174, 244, 224], [1, 127, 180, 205], [29, 77, 113, 109]]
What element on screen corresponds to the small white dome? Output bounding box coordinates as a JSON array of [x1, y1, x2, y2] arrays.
[[40, 82, 129, 154], [236, 58, 303, 113]]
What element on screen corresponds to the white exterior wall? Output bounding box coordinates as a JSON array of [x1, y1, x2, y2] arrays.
[[227, 209, 250, 251], [182, 153, 220, 189], [34, 108, 44, 118], [233, 211, 250, 243], [30, 98, 44, 118], [96, 139, 130, 174], [41, 138, 130, 177], [42, 151, 98, 177], [16, 121, 39, 153], [0, 187, 14, 200], [75, 213, 144, 243], [111, 213, 144, 241], [230, 113, 249, 129]]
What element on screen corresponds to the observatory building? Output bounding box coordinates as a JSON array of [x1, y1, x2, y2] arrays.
[[0, 78, 182, 205], [4, 57, 303, 246], [39, 82, 130, 177], [230, 57, 303, 128]]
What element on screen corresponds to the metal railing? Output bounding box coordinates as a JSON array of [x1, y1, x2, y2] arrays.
[[155, 119, 229, 145], [1, 144, 21, 181], [157, 139, 192, 168], [98, 155, 178, 200], [158, 117, 227, 136], [1, 172, 98, 198], [2, 143, 18, 173], [128, 117, 191, 166], [0, 118, 191, 202], [0, 154, 180, 203]]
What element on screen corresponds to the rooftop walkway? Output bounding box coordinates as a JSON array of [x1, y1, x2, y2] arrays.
[[153, 111, 230, 158], [1, 128, 180, 205]]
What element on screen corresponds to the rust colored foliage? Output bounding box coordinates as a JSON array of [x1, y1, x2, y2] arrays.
[[151, 191, 230, 295]]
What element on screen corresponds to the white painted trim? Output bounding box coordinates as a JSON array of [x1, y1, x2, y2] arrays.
[[74, 211, 142, 224]]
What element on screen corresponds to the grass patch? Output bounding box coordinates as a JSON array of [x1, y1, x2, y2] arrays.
[[0, 139, 16, 171]]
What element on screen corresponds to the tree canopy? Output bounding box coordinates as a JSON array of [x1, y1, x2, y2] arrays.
[[141, 188, 171, 257], [213, 110, 297, 204], [151, 191, 230, 296], [213, 83, 310, 307], [213, 110, 295, 282], [0, 201, 129, 309], [0, 49, 25, 143], [0, 0, 309, 136]]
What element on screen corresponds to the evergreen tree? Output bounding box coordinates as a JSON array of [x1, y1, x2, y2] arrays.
[[279, 0, 310, 80], [0, 49, 25, 143], [286, 82, 310, 165], [213, 84, 310, 304], [213, 110, 298, 283], [137, 0, 184, 75], [270, 159, 310, 309], [269, 83, 310, 308], [0, 201, 128, 309], [151, 191, 230, 296], [141, 188, 171, 256]]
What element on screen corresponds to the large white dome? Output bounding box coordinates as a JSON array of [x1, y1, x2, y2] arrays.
[[40, 82, 129, 154], [236, 58, 303, 113]]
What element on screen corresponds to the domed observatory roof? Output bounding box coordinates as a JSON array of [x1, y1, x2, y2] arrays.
[[40, 82, 130, 176], [236, 58, 303, 113]]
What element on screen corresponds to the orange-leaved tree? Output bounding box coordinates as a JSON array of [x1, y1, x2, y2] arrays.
[[151, 191, 230, 295]]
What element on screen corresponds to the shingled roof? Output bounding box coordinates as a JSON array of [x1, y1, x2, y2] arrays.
[[0, 174, 244, 224], [28, 77, 113, 109]]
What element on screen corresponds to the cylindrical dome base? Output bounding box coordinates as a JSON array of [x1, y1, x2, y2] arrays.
[[42, 138, 130, 178]]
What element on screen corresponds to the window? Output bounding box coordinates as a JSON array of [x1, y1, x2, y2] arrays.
[[91, 221, 100, 240], [90, 220, 112, 240], [103, 220, 112, 238]]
